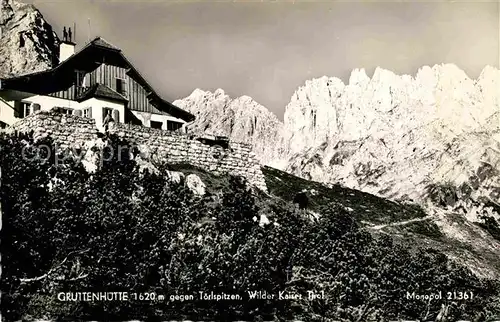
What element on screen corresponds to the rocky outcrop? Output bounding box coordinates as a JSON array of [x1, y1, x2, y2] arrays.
[[173, 88, 287, 168], [0, 0, 59, 78], [284, 64, 499, 153]]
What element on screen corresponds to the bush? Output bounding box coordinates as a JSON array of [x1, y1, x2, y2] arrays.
[[1, 133, 499, 321]]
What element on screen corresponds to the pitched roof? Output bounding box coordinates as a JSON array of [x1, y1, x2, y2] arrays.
[[76, 83, 128, 103], [61, 40, 77, 46], [0, 36, 196, 122], [1, 37, 119, 80], [91, 37, 120, 51]]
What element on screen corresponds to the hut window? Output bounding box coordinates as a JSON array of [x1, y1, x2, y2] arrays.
[[61, 107, 73, 115], [75, 70, 87, 87], [115, 78, 127, 96], [103, 107, 113, 118], [23, 102, 31, 117], [167, 120, 183, 131], [14, 101, 31, 118], [151, 121, 163, 129], [83, 107, 92, 118]]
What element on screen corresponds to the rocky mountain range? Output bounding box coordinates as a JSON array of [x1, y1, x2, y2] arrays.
[[176, 64, 500, 221], [0, 0, 59, 78], [283, 65, 500, 213], [1, 0, 498, 221]]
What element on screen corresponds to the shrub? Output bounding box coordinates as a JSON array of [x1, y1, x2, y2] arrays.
[[1, 133, 499, 321]]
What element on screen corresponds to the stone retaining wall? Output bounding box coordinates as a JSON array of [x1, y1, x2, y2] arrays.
[[8, 111, 267, 191], [9, 111, 99, 149], [107, 122, 267, 190]]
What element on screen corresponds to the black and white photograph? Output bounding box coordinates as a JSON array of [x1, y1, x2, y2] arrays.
[[0, 0, 499, 321]]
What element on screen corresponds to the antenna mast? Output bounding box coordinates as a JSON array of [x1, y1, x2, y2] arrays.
[[88, 18, 91, 42], [74, 22, 76, 42]]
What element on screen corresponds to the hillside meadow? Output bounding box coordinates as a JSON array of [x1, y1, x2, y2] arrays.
[[1, 133, 499, 321]]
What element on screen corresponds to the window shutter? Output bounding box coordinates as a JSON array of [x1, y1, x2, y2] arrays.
[[14, 101, 21, 118], [74, 109, 82, 117], [83, 74, 90, 87], [113, 109, 120, 123], [88, 108, 92, 118], [102, 107, 107, 119]]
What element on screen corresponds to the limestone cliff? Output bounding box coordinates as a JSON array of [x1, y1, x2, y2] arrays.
[[0, 0, 59, 78], [283, 64, 500, 215]]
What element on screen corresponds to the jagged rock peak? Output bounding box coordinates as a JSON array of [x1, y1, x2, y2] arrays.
[[189, 88, 208, 97], [185, 88, 228, 98], [214, 88, 226, 96], [349, 68, 370, 86], [372, 66, 399, 80], [237, 95, 254, 102], [304, 75, 344, 87], [302, 64, 495, 90], [479, 65, 499, 79], [178, 88, 278, 117], [0, 0, 60, 77], [414, 63, 476, 81]]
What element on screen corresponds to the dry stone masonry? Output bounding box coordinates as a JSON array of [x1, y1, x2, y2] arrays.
[[8, 111, 99, 149], [7, 111, 267, 191], [107, 122, 267, 191]]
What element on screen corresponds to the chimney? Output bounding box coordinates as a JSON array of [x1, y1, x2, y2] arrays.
[[59, 26, 76, 63]]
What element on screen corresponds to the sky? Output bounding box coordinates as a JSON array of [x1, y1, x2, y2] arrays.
[[26, 0, 499, 119]]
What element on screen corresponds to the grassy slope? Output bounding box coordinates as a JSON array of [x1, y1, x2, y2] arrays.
[[168, 163, 500, 279], [261, 165, 427, 224], [262, 166, 500, 279]]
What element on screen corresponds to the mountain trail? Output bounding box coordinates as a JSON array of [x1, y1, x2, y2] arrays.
[[366, 215, 434, 230]]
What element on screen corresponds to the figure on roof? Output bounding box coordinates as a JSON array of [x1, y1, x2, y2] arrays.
[[63, 27, 68, 42], [68, 27, 72, 43]]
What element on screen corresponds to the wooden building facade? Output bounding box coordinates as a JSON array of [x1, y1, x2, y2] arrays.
[[0, 37, 194, 131]]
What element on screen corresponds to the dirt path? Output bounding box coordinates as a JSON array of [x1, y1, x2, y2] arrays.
[[367, 215, 434, 230]]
